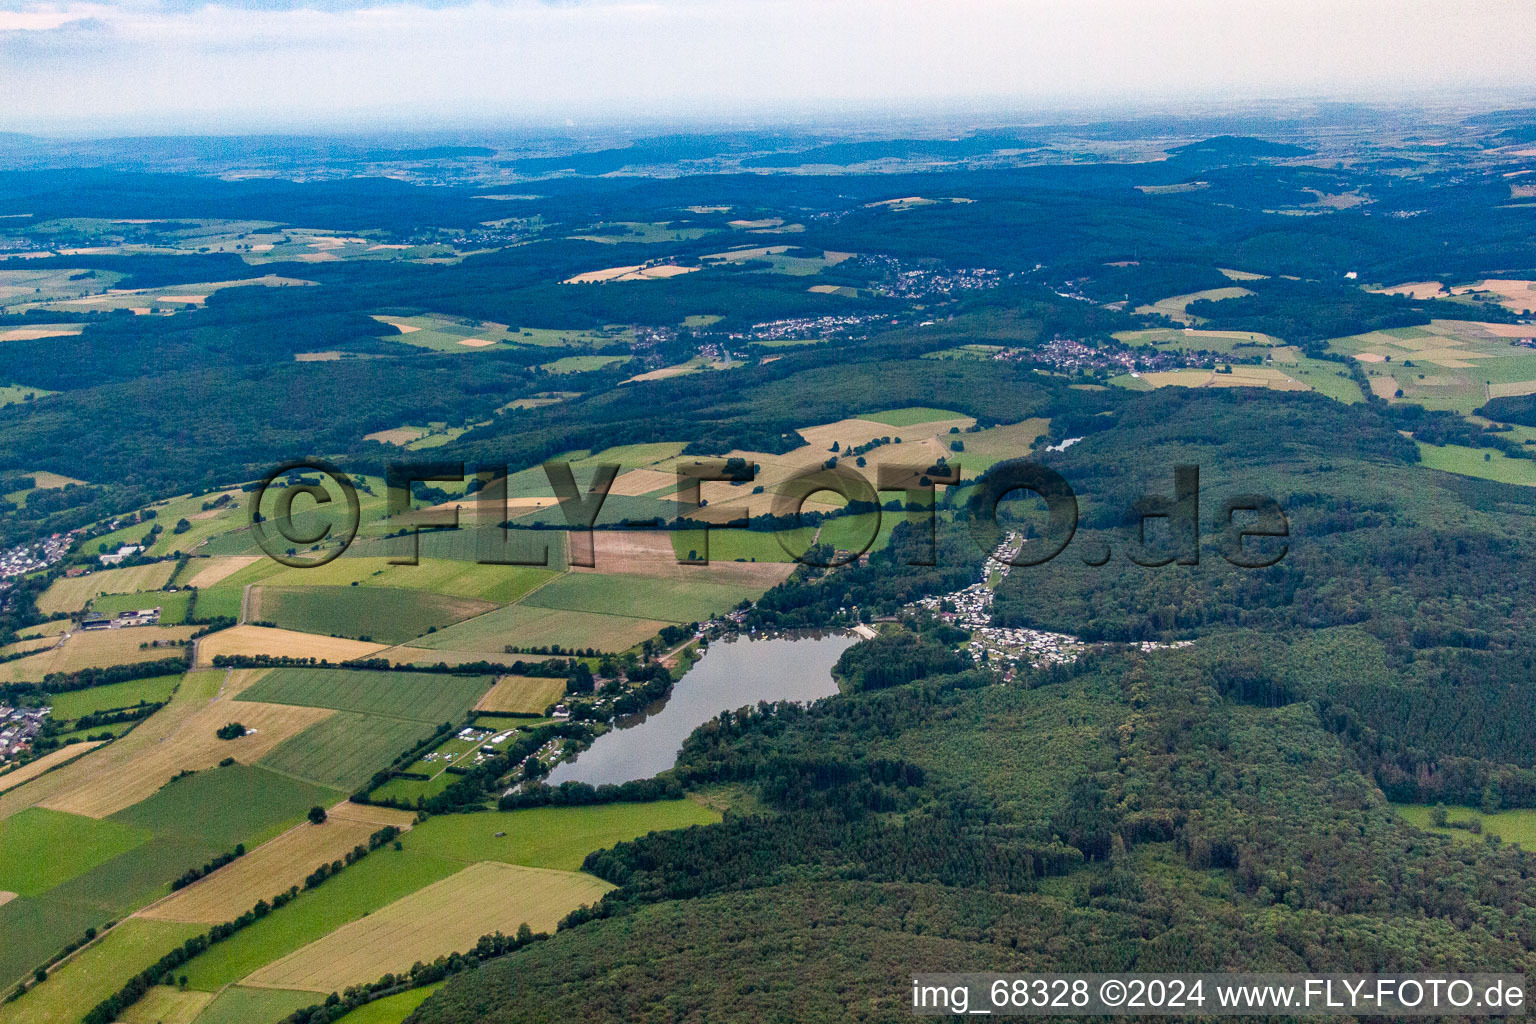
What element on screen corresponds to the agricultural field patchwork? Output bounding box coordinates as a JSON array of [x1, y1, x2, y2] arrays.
[[142, 803, 415, 924], [0, 918, 204, 1024], [37, 694, 331, 819], [413, 603, 671, 655], [1331, 319, 1536, 413], [0, 626, 196, 683], [243, 862, 612, 993], [35, 562, 178, 615]]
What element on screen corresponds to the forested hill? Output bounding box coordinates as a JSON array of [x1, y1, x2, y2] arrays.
[[411, 387, 1536, 1023]]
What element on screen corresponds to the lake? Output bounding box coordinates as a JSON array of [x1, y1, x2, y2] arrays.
[[545, 631, 857, 787]]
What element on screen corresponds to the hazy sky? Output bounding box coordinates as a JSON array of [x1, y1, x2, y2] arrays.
[[2, 0, 1535, 131]]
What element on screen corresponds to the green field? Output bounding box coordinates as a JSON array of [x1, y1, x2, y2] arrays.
[[367, 771, 457, 804], [521, 572, 763, 623], [259, 712, 439, 792], [1283, 355, 1367, 403], [250, 585, 494, 644], [331, 982, 445, 1024], [0, 918, 202, 1024], [191, 585, 244, 620], [539, 355, 628, 374], [861, 407, 966, 427], [237, 669, 492, 724], [670, 527, 804, 563], [107, 764, 341, 849], [1416, 442, 1536, 486], [178, 800, 719, 991], [187, 984, 318, 1024], [414, 603, 668, 654], [87, 590, 193, 624], [1395, 803, 1536, 846], [0, 808, 151, 896], [44, 673, 181, 720], [401, 801, 720, 871], [0, 385, 58, 408], [222, 554, 560, 603]]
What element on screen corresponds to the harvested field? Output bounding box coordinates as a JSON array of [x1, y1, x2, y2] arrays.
[[39, 698, 331, 818], [0, 635, 56, 658], [141, 810, 410, 923], [326, 801, 416, 828], [242, 862, 612, 993], [1488, 380, 1536, 399], [186, 556, 260, 589], [0, 742, 104, 796], [1369, 281, 1448, 299], [1135, 367, 1309, 391], [195, 626, 388, 667], [0, 324, 83, 341], [607, 468, 677, 495], [1370, 376, 1401, 399], [36, 562, 177, 615], [474, 675, 568, 715], [1453, 279, 1536, 313], [0, 672, 223, 822], [0, 626, 197, 683], [797, 415, 972, 451], [363, 426, 429, 446], [574, 531, 795, 585], [0, 892, 12, 907]]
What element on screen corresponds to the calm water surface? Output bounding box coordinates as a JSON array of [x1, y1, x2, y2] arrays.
[[545, 632, 857, 787]]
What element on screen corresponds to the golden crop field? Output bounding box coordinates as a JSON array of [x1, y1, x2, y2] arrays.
[[36, 562, 178, 615], [573, 531, 794, 586], [0, 626, 197, 683], [0, 672, 222, 821], [141, 807, 411, 923], [0, 742, 105, 796], [195, 625, 388, 667], [242, 861, 613, 992], [0, 635, 57, 658], [185, 556, 261, 589], [474, 675, 568, 715], [40, 696, 330, 818], [1135, 366, 1309, 392]]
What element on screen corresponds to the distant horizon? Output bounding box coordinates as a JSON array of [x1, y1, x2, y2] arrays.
[[1, 89, 1534, 141], [2, 0, 1535, 132]]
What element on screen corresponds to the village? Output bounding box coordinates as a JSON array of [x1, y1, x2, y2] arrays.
[[908, 531, 1194, 674], [0, 703, 49, 767]]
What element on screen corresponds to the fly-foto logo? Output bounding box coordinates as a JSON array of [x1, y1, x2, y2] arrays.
[[247, 458, 1287, 571]]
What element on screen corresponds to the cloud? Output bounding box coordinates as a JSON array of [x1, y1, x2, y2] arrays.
[[0, 0, 1534, 130]]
